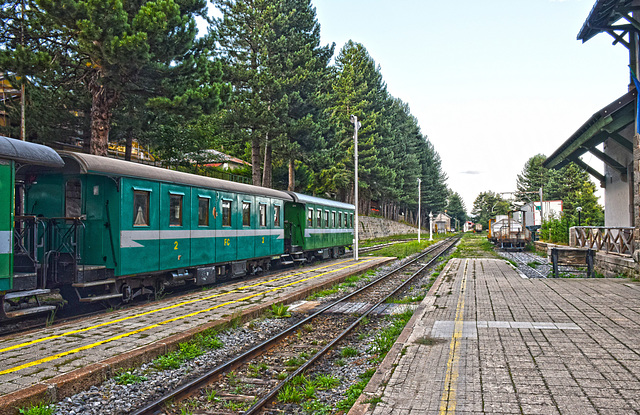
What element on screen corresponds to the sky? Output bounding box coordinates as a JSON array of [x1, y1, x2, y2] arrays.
[[312, 0, 629, 212]]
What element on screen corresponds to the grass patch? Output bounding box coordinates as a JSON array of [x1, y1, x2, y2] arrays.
[[152, 330, 223, 370], [336, 368, 376, 412], [369, 309, 415, 359], [340, 347, 359, 358], [18, 404, 55, 415], [270, 303, 291, 318], [113, 370, 147, 385], [308, 286, 340, 300], [450, 233, 500, 259]]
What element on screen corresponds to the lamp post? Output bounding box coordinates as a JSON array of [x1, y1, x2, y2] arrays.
[[417, 178, 421, 243], [429, 211, 433, 241], [350, 115, 361, 261], [576, 206, 582, 226]]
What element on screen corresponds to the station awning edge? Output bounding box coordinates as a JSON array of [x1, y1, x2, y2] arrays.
[[542, 89, 636, 184]]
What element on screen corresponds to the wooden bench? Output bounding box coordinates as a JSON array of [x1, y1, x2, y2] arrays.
[[550, 247, 595, 278]]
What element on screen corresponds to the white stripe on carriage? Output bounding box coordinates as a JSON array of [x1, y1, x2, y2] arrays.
[[0, 231, 11, 255], [304, 229, 355, 238], [121, 229, 285, 248]]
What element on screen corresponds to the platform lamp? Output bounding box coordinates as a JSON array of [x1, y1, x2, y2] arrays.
[[417, 178, 422, 243], [429, 211, 433, 241], [350, 114, 361, 261], [577, 206, 582, 226]]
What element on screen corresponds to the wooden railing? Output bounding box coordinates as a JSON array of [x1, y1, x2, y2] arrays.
[[572, 226, 635, 256]]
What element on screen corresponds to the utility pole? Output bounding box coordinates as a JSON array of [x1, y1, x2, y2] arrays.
[[350, 115, 360, 261], [417, 178, 421, 243]]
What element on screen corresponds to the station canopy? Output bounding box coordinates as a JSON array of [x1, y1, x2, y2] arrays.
[[544, 0, 639, 186], [542, 90, 636, 187], [577, 0, 635, 43]]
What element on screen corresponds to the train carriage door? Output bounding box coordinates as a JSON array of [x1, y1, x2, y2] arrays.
[[255, 197, 270, 258], [159, 184, 191, 271], [120, 179, 160, 276], [273, 201, 283, 255], [331, 210, 337, 248], [82, 176, 109, 267], [0, 160, 13, 289], [237, 195, 255, 261], [215, 191, 237, 264], [190, 189, 215, 267]]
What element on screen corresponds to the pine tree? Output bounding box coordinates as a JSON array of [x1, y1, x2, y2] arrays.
[[515, 155, 603, 225], [322, 40, 387, 209], [471, 191, 510, 229], [214, 0, 332, 188], [12, 0, 218, 155], [447, 192, 467, 226]]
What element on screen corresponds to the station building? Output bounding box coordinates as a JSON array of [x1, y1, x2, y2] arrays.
[[544, 0, 639, 276]]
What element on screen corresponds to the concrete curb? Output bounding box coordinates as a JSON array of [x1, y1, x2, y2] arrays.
[[347, 258, 456, 415], [0, 258, 394, 415]]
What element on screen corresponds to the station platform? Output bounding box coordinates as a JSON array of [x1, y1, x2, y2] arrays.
[[0, 256, 392, 412], [351, 258, 640, 415]]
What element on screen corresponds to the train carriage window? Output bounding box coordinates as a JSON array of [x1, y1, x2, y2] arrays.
[[65, 180, 82, 218], [316, 209, 322, 227], [198, 197, 210, 226], [222, 200, 232, 226], [259, 203, 267, 226], [338, 212, 342, 228], [307, 208, 313, 227], [169, 194, 183, 226], [274, 205, 281, 227], [350, 213, 354, 227], [344, 213, 348, 227], [332, 212, 336, 228], [324, 210, 329, 227], [243, 202, 251, 226], [133, 190, 149, 226]]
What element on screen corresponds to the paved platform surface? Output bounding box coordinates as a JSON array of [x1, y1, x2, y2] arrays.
[[0, 256, 391, 409], [353, 258, 640, 415]]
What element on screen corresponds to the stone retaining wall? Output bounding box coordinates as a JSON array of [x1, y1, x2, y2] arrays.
[[358, 216, 419, 240]]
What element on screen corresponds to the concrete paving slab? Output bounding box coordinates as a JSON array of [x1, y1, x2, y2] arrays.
[[350, 258, 640, 415]]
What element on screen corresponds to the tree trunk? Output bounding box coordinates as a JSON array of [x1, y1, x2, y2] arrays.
[[262, 136, 272, 188], [86, 73, 119, 156], [125, 134, 133, 161], [251, 137, 261, 186], [288, 159, 295, 191]]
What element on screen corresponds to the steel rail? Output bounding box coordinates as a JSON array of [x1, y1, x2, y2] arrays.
[[132, 236, 458, 415], [244, 235, 460, 414]]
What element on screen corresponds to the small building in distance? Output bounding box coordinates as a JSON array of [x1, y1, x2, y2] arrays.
[[199, 149, 251, 171], [434, 212, 451, 233]]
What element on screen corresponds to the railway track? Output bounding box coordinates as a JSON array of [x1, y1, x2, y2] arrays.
[[499, 250, 549, 278], [132, 236, 459, 415], [0, 239, 420, 338]]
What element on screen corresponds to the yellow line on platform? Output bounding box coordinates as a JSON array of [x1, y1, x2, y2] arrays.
[[439, 259, 468, 415], [0, 258, 373, 375], [0, 259, 358, 355], [0, 259, 375, 375]]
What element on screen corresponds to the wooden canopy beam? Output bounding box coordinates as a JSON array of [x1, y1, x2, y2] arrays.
[[570, 157, 606, 188], [609, 132, 634, 152], [586, 146, 628, 180]]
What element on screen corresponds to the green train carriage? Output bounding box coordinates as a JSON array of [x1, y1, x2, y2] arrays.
[[284, 193, 355, 261], [21, 152, 293, 304], [1, 141, 356, 318], [0, 136, 64, 318]]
